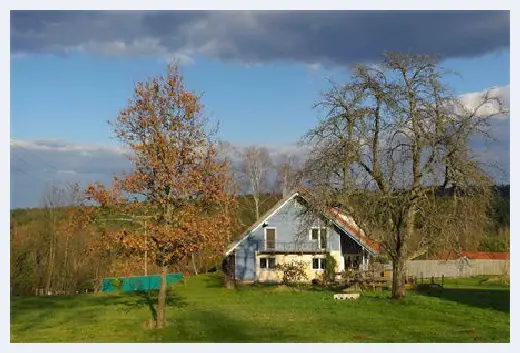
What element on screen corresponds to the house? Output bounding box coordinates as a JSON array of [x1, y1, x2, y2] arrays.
[[224, 189, 381, 283]]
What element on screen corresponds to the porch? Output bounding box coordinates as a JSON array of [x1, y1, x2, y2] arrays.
[[338, 231, 373, 272]]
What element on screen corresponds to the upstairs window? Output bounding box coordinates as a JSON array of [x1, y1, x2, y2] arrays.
[[310, 227, 327, 249], [265, 228, 276, 249]]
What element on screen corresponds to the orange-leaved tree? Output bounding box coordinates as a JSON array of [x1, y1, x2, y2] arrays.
[[83, 65, 237, 329]]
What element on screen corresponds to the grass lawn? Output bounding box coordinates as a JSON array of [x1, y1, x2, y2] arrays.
[[10, 274, 510, 343]]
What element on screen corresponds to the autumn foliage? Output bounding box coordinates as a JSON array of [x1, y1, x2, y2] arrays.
[[82, 65, 238, 328]]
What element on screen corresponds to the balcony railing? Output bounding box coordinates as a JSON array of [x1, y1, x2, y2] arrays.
[[256, 240, 328, 253]]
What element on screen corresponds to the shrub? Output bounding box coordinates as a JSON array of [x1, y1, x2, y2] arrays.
[[323, 254, 337, 285], [312, 278, 324, 286], [275, 261, 308, 285]]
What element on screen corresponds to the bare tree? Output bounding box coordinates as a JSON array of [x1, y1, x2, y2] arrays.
[[42, 183, 66, 294], [39, 181, 87, 295], [59, 182, 84, 291], [274, 153, 301, 198], [301, 53, 508, 299], [240, 146, 272, 220]]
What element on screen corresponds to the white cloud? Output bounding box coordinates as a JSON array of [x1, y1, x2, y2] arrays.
[[458, 85, 510, 118], [9, 84, 509, 208]]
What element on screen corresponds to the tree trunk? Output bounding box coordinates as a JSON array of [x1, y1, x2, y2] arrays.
[[62, 232, 70, 290], [45, 215, 56, 294], [392, 255, 406, 300], [95, 263, 100, 292], [45, 238, 53, 293], [254, 195, 260, 220], [156, 264, 168, 328], [391, 205, 415, 300], [191, 253, 199, 276]]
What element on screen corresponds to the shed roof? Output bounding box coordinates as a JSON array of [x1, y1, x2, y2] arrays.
[[437, 251, 510, 260]]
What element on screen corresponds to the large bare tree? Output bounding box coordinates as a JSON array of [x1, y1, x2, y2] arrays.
[[301, 53, 507, 299]]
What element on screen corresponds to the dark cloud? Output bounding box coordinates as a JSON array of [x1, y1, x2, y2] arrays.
[[11, 10, 509, 65]]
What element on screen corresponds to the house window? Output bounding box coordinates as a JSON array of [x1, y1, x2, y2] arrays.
[[310, 227, 327, 249], [259, 257, 276, 269], [265, 228, 276, 249], [312, 257, 326, 270]]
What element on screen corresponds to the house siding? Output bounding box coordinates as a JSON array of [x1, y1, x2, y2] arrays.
[[256, 254, 329, 282], [234, 237, 257, 282], [234, 197, 342, 281]]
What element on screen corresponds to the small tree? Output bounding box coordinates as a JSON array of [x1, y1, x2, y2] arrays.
[[323, 254, 337, 285], [83, 65, 237, 328]]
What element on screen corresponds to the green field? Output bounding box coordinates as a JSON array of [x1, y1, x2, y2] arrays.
[[10, 274, 509, 343]]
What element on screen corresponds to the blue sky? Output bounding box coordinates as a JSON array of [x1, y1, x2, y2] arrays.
[[11, 51, 510, 147], [10, 10, 510, 208]]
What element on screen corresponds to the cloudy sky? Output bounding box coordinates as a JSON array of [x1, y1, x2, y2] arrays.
[[10, 10, 510, 208]]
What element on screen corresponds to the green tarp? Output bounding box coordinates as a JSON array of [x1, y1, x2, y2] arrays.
[[102, 273, 184, 292]]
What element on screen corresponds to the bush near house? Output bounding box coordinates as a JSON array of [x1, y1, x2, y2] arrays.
[[275, 261, 308, 285]]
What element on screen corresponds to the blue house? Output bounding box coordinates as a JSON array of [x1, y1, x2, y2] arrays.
[[225, 189, 381, 283]]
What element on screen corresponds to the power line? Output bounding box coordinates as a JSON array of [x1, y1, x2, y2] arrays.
[[10, 164, 47, 181], [11, 143, 61, 172], [10, 152, 56, 182]]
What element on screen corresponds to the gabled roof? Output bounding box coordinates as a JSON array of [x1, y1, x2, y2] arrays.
[[225, 188, 381, 256], [325, 207, 381, 255], [295, 186, 380, 255], [463, 251, 509, 260], [437, 251, 510, 260], [225, 192, 299, 256]]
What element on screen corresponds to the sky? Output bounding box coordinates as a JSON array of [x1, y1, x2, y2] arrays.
[[9, 10, 510, 209]]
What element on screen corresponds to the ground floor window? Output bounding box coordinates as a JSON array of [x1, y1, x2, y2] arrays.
[[312, 257, 326, 270], [259, 257, 276, 269]]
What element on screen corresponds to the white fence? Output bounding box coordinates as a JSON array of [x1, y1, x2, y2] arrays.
[[403, 259, 510, 278]]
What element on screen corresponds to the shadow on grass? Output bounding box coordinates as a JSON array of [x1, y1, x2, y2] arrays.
[[121, 289, 187, 321], [11, 288, 187, 325], [201, 274, 225, 288], [162, 308, 302, 343], [414, 287, 510, 313]]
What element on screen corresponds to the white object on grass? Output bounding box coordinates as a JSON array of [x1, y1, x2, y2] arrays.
[[334, 293, 360, 300]]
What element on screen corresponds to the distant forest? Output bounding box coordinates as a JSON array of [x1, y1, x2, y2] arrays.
[[10, 188, 509, 296]]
